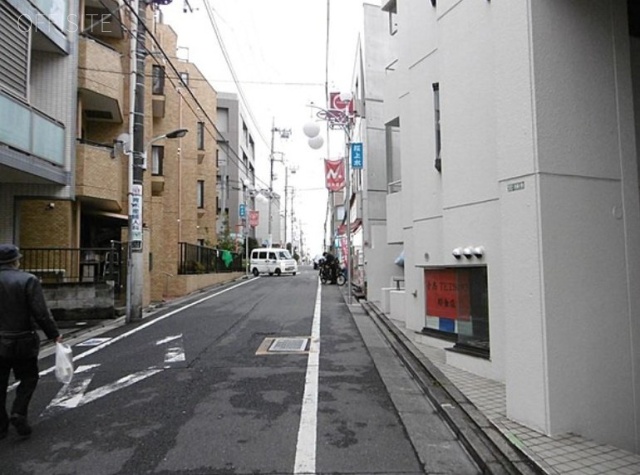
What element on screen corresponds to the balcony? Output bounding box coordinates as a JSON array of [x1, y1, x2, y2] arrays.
[[78, 35, 123, 123], [0, 90, 65, 167], [76, 141, 125, 210]]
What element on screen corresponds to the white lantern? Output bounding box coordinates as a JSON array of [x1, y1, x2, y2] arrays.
[[308, 135, 324, 150], [338, 91, 353, 103], [303, 121, 320, 138]]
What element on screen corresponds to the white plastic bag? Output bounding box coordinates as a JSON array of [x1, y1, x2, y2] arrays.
[[55, 342, 74, 384]]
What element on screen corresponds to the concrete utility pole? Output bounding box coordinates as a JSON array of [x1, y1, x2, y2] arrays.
[[268, 119, 291, 247], [127, 0, 147, 323]]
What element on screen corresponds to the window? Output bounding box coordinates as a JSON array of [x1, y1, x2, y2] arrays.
[[179, 72, 189, 86], [152, 65, 165, 95], [424, 267, 490, 358], [217, 108, 229, 132], [197, 122, 205, 150], [197, 180, 204, 208], [0, 3, 29, 98], [151, 145, 164, 176], [385, 117, 401, 193], [197, 239, 205, 247], [382, 0, 397, 35], [433, 83, 441, 172], [242, 121, 248, 147]]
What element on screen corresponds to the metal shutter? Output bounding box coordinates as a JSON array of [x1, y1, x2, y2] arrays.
[[0, 3, 29, 98]]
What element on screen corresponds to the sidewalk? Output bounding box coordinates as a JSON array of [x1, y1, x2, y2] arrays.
[[372, 305, 640, 475]]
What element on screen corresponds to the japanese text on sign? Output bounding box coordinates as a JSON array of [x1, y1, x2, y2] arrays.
[[130, 184, 143, 251], [425, 269, 470, 320]]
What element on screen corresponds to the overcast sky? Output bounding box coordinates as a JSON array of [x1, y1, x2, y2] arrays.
[[160, 0, 377, 254]]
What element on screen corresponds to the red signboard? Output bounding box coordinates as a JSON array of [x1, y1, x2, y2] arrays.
[[324, 159, 345, 191], [425, 269, 470, 320], [249, 210, 259, 227], [329, 92, 354, 115]]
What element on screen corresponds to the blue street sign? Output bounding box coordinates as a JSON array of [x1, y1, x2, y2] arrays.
[[239, 203, 246, 217], [351, 142, 363, 169]]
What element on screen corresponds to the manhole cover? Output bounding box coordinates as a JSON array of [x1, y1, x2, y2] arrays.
[[269, 338, 309, 352], [256, 337, 310, 355]]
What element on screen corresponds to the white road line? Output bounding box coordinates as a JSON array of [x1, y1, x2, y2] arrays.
[[294, 281, 322, 474], [38, 278, 256, 378], [156, 334, 182, 345]]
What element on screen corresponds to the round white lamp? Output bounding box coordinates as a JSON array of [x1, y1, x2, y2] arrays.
[[308, 135, 324, 150], [303, 122, 320, 139]]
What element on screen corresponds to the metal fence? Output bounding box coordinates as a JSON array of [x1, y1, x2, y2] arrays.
[[178, 242, 243, 274], [19, 243, 126, 298]]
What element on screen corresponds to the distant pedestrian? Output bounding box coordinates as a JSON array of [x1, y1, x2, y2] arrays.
[[0, 244, 61, 439]]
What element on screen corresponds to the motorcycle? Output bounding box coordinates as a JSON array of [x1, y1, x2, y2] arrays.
[[319, 262, 346, 286]]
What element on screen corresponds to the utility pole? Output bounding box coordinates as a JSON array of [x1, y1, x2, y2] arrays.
[[127, 0, 147, 323], [268, 119, 291, 247]]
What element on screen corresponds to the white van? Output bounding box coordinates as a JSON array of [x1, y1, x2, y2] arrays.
[[250, 248, 298, 276]]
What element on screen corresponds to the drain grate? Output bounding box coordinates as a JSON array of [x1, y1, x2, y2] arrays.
[[269, 338, 309, 352], [256, 337, 311, 355]]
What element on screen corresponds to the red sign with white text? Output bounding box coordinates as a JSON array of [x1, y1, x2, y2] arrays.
[[324, 159, 345, 191], [425, 269, 470, 320]]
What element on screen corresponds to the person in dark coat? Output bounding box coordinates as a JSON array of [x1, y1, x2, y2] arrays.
[[0, 244, 61, 438]]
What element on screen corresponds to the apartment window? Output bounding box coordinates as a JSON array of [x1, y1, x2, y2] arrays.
[[197, 122, 205, 150], [0, 3, 29, 98], [152, 65, 165, 95], [197, 180, 205, 208], [151, 145, 164, 176], [242, 121, 248, 147], [382, 0, 397, 35], [433, 83, 441, 172], [424, 266, 489, 358], [179, 72, 189, 86]]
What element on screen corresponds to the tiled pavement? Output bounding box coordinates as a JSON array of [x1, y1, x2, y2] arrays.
[[386, 318, 640, 475]]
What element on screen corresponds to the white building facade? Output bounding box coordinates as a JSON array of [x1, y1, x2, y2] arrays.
[[369, 0, 640, 453]]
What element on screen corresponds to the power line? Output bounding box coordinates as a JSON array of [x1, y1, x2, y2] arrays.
[[113, 0, 272, 191]]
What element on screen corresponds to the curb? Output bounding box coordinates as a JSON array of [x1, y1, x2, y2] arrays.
[[359, 300, 544, 475]]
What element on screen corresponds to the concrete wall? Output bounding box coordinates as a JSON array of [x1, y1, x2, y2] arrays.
[[381, 0, 640, 452], [45, 282, 115, 321]]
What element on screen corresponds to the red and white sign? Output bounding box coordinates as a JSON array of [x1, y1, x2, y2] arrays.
[[425, 269, 471, 320], [329, 92, 354, 115], [324, 159, 345, 191], [249, 210, 259, 227]]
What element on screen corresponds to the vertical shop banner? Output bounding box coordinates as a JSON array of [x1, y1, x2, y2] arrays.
[[249, 210, 259, 227], [324, 159, 345, 191], [425, 269, 470, 320], [340, 235, 348, 268]]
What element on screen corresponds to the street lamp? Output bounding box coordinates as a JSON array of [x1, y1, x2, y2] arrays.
[[303, 96, 356, 303], [126, 127, 188, 323]]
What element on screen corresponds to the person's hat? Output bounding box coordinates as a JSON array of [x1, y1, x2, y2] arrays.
[[0, 244, 22, 264]]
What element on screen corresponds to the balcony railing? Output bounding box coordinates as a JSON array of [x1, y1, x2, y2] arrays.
[[178, 243, 244, 274], [0, 89, 65, 166], [76, 139, 125, 207], [20, 244, 126, 298], [78, 35, 124, 121]]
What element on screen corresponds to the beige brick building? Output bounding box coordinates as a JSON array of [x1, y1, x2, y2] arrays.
[[11, 1, 220, 304]]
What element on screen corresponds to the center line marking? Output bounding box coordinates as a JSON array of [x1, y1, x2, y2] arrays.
[[294, 281, 322, 474]]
